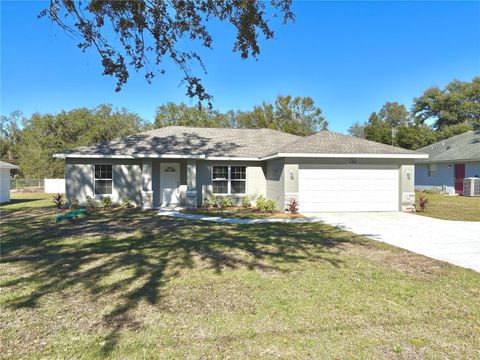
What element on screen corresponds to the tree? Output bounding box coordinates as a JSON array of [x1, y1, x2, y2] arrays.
[[363, 102, 410, 145], [236, 95, 327, 135], [17, 105, 145, 178], [395, 124, 436, 150], [412, 77, 480, 130], [41, 1, 294, 104], [0, 111, 27, 165], [347, 122, 365, 138], [154, 102, 231, 128]]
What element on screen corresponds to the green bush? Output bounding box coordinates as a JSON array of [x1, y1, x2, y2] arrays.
[[121, 198, 135, 208], [242, 196, 251, 208], [102, 196, 113, 209], [256, 195, 277, 213], [85, 196, 98, 209], [256, 195, 266, 209], [69, 197, 79, 210], [204, 195, 219, 208], [220, 197, 233, 208]]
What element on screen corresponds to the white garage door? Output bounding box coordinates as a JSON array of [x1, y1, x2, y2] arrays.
[[298, 165, 399, 212]]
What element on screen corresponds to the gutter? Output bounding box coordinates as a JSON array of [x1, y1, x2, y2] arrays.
[[54, 152, 429, 160]]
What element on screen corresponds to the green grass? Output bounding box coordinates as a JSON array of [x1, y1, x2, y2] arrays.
[[1, 193, 479, 358], [415, 191, 480, 221], [0, 192, 54, 212]]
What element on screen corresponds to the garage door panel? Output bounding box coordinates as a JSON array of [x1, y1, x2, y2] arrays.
[[299, 166, 399, 212]]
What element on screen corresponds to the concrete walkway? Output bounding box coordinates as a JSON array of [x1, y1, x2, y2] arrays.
[[306, 212, 480, 272]]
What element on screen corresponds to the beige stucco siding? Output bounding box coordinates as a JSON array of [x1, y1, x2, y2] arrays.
[[284, 157, 415, 211], [266, 159, 285, 210], [65, 158, 143, 206], [198, 160, 266, 206]]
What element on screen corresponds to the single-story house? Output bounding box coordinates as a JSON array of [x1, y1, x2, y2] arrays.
[[54, 126, 427, 212], [0, 161, 19, 203], [415, 131, 480, 195]]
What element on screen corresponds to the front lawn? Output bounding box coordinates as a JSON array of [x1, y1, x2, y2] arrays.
[[415, 191, 480, 221], [1, 193, 479, 358]]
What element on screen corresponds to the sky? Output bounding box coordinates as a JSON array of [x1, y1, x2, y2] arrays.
[[1, 1, 479, 133]]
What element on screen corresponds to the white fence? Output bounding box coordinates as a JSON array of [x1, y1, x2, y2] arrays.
[[44, 178, 66, 193]]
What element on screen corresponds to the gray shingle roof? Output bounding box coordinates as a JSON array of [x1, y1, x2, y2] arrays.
[[0, 161, 18, 169], [60, 126, 425, 158], [272, 130, 421, 155], [64, 126, 301, 158], [416, 131, 480, 163]]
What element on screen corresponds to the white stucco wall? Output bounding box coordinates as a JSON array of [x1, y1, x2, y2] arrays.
[[0, 168, 11, 203]]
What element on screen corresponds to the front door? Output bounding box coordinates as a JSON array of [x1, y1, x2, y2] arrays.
[[160, 163, 180, 205], [454, 163, 465, 194]]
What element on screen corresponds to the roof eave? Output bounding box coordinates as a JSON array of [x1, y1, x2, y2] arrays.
[[260, 152, 429, 160]]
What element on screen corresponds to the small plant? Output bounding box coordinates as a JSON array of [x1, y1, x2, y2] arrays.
[[102, 196, 113, 209], [288, 198, 299, 214], [204, 195, 219, 208], [257, 197, 277, 213], [418, 194, 429, 212], [52, 193, 64, 209], [242, 196, 251, 208], [220, 197, 233, 208], [256, 195, 266, 209], [69, 197, 79, 210], [85, 196, 98, 209], [121, 198, 135, 208]]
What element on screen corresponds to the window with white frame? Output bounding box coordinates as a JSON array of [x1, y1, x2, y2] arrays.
[[428, 163, 437, 177], [212, 165, 246, 195], [94, 164, 113, 195]]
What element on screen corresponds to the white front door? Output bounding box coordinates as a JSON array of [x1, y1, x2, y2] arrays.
[[298, 165, 400, 212], [160, 163, 180, 205]]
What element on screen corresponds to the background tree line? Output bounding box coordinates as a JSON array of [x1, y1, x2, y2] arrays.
[[2, 77, 477, 178], [348, 77, 480, 149], [1, 96, 325, 178]]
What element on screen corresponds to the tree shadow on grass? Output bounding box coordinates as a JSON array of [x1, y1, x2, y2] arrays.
[[1, 208, 367, 355]]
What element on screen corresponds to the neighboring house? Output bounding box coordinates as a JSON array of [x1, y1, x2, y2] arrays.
[[0, 161, 18, 203], [54, 126, 427, 212], [415, 131, 480, 195]]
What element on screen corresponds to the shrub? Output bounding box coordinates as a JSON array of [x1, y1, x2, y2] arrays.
[[288, 198, 299, 214], [256, 195, 266, 209], [418, 194, 428, 212], [204, 195, 219, 208], [220, 197, 233, 208], [242, 196, 251, 208], [69, 197, 79, 210], [85, 196, 98, 209], [52, 193, 64, 209], [102, 196, 113, 209], [121, 198, 135, 208], [257, 197, 277, 213]]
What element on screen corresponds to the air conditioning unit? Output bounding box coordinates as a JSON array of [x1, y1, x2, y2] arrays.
[[463, 177, 480, 197]]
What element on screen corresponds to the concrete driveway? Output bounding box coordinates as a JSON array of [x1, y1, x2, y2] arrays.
[[306, 212, 480, 272]]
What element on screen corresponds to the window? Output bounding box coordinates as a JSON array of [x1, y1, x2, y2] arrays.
[[212, 165, 246, 195], [94, 164, 113, 195], [428, 164, 437, 177]]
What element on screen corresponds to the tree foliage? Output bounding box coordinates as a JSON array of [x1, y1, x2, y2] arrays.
[[154, 95, 327, 135], [155, 102, 231, 128], [41, 0, 294, 104], [350, 78, 479, 149], [412, 77, 480, 130], [235, 95, 327, 135], [11, 105, 145, 178], [0, 111, 27, 164]]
